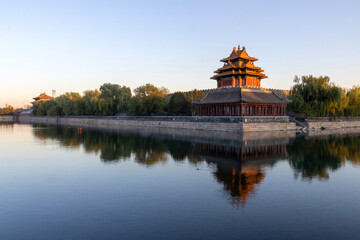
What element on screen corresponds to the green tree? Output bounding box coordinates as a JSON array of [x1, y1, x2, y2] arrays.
[[288, 75, 347, 117], [345, 86, 360, 117], [45, 100, 61, 116], [130, 84, 169, 115], [168, 92, 190, 115], [99, 83, 132, 115], [0, 106, 14, 115], [128, 96, 144, 115], [33, 102, 47, 116], [56, 92, 82, 115], [187, 89, 204, 116], [82, 90, 101, 115], [187, 89, 204, 102]]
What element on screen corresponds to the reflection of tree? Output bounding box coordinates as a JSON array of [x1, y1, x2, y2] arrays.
[[168, 140, 193, 161], [186, 154, 204, 165], [346, 136, 360, 164], [32, 126, 178, 165], [132, 137, 169, 166], [33, 126, 82, 148], [287, 135, 360, 180], [33, 126, 132, 162], [31, 125, 360, 206], [0, 123, 14, 128]]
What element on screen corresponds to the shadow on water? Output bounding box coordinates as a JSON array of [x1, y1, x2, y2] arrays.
[[31, 124, 360, 206]]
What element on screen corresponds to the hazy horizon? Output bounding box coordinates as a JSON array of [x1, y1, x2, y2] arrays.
[[1, 0, 359, 107]]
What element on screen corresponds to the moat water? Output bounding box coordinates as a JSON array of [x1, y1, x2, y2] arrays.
[[1, 123, 360, 240]]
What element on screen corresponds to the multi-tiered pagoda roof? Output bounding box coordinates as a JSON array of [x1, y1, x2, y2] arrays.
[[211, 45, 267, 88], [194, 45, 290, 117]]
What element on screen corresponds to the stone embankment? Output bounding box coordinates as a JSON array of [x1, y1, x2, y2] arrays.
[[18, 116, 296, 133], [308, 120, 360, 130], [0, 116, 14, 122]]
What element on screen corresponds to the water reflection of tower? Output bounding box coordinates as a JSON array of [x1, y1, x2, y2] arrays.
[[195, 140, 288, 207]]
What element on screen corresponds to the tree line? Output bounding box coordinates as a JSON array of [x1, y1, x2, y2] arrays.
[[26, 75, 360, 118], [0, 106, 14, 115], [32, 83, 204, 116], [288, 75, 360, 117]]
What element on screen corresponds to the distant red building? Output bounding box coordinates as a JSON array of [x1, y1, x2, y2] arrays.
[[195, 45, 290, 116], [15, 109, 33, 117]]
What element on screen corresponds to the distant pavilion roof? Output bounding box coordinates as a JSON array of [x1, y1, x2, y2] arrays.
[[33, 93, 53, 101]]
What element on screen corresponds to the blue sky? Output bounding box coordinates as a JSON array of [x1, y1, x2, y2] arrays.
[[1, 0, 359, 107]]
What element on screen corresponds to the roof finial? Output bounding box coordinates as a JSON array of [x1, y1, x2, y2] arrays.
[[233, 46, 236, 51], [238, 45, 241, 50], [242, 46, 245, 50]]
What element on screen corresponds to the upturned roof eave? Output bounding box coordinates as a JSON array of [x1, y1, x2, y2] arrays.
[[220, 56, 258, 62]]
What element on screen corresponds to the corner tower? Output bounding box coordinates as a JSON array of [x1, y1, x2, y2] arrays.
[[211, 45, 267, 88]]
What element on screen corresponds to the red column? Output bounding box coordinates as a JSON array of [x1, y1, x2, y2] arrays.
[[273, 105, 275, 116]]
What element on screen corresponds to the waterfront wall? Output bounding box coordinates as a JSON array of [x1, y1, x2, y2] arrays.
[[308, 127, 360, 137], [18, 116, 296, 133], [0, 116, 14, 122], [308, 120, 360, 130]]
